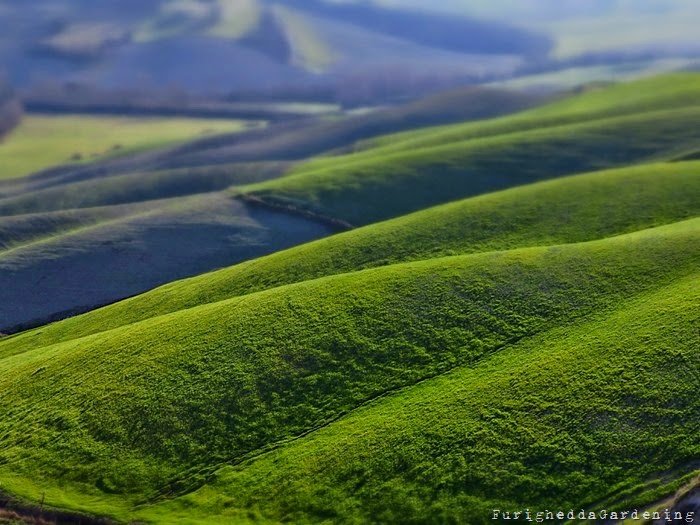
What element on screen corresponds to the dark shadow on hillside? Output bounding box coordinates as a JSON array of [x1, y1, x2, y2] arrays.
[[0, 195, 335, 334]]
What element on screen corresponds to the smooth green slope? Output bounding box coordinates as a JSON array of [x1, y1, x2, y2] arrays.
[[2, 161, 698, 357], [357, 73, 700, 156], [299, 73, 700, 176], [141, 272, 700, 524], [239, 106, 700, 225], [0, 218, 698, 521]]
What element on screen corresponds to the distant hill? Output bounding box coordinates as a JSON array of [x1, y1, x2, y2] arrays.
[[0, 0, 546, 103]]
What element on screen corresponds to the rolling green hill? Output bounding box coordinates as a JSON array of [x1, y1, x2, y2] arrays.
[[235, 74, 700, 227], [142, 271, 700, 525], [324, 73, 700, 159], [0, 84, 545, 333], [2, 160, 698, 357], [240, 104, 700, 226], [0, 216, 698, 523], [137, 85, 545, 173], [0, 73, 699, 524]]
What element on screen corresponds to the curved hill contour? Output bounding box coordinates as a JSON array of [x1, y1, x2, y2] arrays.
[[2, 160, 698, 357], [0, 73, 698, 524], [0, 217, 698, 523]]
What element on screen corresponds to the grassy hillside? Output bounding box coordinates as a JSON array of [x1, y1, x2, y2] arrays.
[[0, 217, 697, 522], [240, 104, 700, 225], [3, 160, 697, 357], [142, 272, 700, 524], [0, 73, 698, 523], [351, 73, 700, 155], [0, 85, 543, 199], [149, 85, 545, 171], [0, 115, 254, 180], [0, 84, 544, 333]]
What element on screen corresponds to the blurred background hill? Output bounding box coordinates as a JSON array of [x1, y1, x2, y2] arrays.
[[0, 78, 22, 138], [0, 0, 698, 112]]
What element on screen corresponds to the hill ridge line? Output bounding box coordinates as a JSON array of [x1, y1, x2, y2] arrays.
[[144, 334, 524, 504], [274, 105, 700, 182], [3, 216, 698, 361], [238, 193, 354, 231], [0, 203, 188, 260]]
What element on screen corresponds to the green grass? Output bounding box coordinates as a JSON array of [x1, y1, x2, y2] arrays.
[[0, 115, 252, 180], [1, 73, 699, 523], [0, 217, 697, 522], [3, 161, 697, 359], [141, 272, 700, 524], [240, 105, 700, 225], [351, 73, 700, 155], [229, 75, 700, 228]]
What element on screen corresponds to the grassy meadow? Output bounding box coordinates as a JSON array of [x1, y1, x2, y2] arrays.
[[0, 73, 698, 523], [0, 115, 254, 180]]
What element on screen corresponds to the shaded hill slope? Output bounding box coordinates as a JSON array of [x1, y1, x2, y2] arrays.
[[156, 85, 545, 171], [2, 161, 698, 365], [0, 162, 287, 215], [356, 73, 700, 155], [0, 85, 547, 333], [0, 217, 698, 522], [240, 104, 700, 226], [0, 191, 333, 335], [0, 84, 545, 199]]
